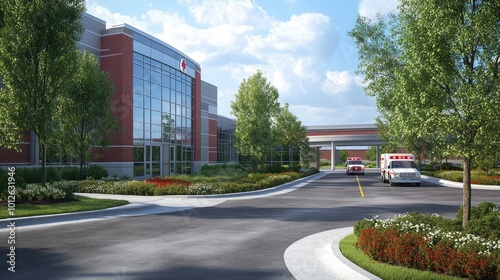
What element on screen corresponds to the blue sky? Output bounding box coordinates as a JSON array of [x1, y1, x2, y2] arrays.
[[85, 0, 398, 126]]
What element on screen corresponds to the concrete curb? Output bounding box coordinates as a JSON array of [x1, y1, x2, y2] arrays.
[[284, 227, 380, 280], [421, 175, 500, 190]]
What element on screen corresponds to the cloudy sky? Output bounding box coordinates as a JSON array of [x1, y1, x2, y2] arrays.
[[85, 0, 399, 126]]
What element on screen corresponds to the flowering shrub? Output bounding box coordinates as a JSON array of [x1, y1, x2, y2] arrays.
[[430, 170, 500, 185], [471, 176, 500, 185], [145, 177, 191, 187], [16, 184, 66, 201], [355, 210, 500, 279], [187, 183, 223, 195], [74, 171, 304, 196]]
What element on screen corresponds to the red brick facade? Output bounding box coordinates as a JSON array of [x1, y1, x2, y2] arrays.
[[93, 32, 134, 163], [0, 132, 31, 165]]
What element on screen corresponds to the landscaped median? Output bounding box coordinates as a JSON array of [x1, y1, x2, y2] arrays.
[[340, 202, 500, 280], [0, 165, 319, 218]]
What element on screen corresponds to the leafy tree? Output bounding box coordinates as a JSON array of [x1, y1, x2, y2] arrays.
[[59, 50, 118, 179], [0, 0, 85, 183], [231, 71, 280, 171], [339, 150, 348, 163], [274, 103, 310, 169], [366, 146, 377, 162], [349, 0, 500, 227]]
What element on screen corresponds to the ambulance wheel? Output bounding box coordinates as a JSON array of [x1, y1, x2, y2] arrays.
[[390, 177, 395, 186]]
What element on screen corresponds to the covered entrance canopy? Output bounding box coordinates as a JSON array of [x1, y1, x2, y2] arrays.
[[306, 124, 386, 170]]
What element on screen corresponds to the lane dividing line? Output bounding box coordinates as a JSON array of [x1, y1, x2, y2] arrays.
[[356, 175, 365, 198]]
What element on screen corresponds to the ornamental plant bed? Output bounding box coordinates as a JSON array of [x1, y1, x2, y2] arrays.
[[145, 177, 191, 187], [353, 206, 500, 280]]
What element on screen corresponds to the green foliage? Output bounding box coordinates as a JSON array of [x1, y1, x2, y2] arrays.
[[263, 163, 286, 173], [349, 0, 500, 226], [200, 163, 246, 177], [231, 71, 280, 171], [274, 103, 311, 168], [354, 218, 378, 236], [16, 184, 66, 201], [365, 146, 377, 161], [76, 170, 312, 196], [85, 165, 108, 180], [455, 202, 500, 240], [58, 50, 118, 177], [0, 0, 85, 183], [339, 150, 348, 162], [60, 166, 81, 181], [15, 168, 41, 184], [299, 167, 319, 177]]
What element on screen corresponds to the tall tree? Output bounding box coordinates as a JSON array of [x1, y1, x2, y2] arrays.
[[349, 0, 500, 227], [274, 103, 310, 169], [231, 71, 280, 171], [59, 51, 118, 179], [0, 0, 85, 183]]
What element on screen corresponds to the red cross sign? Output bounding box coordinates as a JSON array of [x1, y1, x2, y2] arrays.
[[180, 58, 187, 73]]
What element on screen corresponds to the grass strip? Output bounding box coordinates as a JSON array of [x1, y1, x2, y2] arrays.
[[0, 195, 129, 219], [338, 233, 461, 280]]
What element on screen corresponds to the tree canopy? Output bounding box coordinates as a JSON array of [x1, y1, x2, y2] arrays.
[[0, 0, 85, 183], [231, 71, 280, 171], [59, 50, 118, 179], [349, 0, 500, 227], [274, 103, 311, 168]]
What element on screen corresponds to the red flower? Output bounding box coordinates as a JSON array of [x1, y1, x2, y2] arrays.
[[145, 177, 191, 187]]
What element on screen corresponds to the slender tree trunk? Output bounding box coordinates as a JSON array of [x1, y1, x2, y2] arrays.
[[462, 157, 472, 228], [288, 144, 292, 170], [41, 143, 47, 185], [79, 152, 84, 180]]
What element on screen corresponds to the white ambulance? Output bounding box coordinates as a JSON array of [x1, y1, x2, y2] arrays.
[[346, 157, 365, 175], [380, 153, 421, 186]]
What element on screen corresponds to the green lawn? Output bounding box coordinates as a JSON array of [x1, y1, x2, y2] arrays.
[[339, 234, 461, 280], [0, 195, 129, 219]]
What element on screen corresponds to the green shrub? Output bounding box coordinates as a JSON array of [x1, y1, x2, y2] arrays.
[[354, 218, 378, 236], [60, 166, 81, 180], [16, 167, 41, 183], [456, 202, 500, 240], [46, 167, 59, 182], [435, 171, 464, 182], [49, 181, 79, 199], [86, 165, 108, 179], [262, 163, 285, 173], [299, 167, 319, 177], [200, 163, 246, 177], [16, 184, 66, 201]]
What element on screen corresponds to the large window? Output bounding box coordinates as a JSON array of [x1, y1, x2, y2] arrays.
[[132, 51, 194, 176]]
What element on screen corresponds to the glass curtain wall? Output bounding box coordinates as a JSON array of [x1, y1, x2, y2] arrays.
[[132, 51, 193, 177]]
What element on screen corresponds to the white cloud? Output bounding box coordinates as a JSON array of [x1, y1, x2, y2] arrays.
[[322, 71, 358, 94], [85, 0, 377, 125], [181, 0, 271, 27], [86, 2, 149, 31], [358, 0, 399, 20]]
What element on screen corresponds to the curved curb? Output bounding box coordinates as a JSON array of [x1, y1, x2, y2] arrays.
[[284, 227, 380, 280], [421, 175, 500, 190]]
